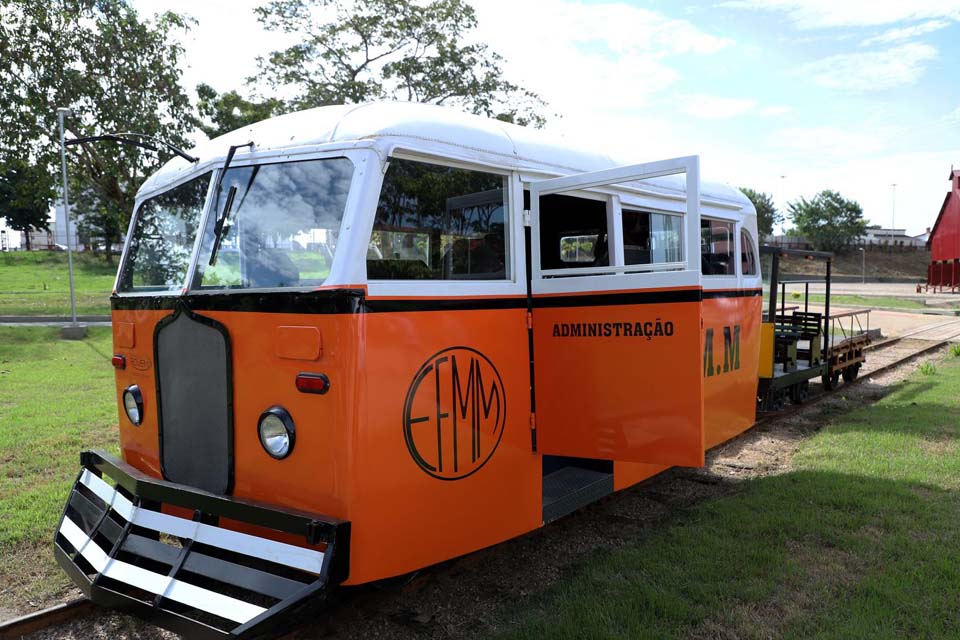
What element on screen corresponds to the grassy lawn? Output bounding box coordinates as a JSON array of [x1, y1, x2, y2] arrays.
[[806, 293, 931, 311], [497, 357, 960, 639], [0, 327, 117, 608], [0, 251, 115, 315]]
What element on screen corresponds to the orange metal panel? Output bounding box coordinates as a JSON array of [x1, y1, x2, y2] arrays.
[[275, 325, 322, 361], [349, 307, 540, 583], [532, 290, 704, 467], [702, 294, 761, 449], [114, 321, 135, 349]]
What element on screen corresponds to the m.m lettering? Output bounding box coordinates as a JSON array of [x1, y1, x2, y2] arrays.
[[722, 325, 741, 373]]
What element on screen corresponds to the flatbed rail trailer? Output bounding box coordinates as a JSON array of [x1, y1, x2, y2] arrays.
[[757, 246, 870, 411], [51, 101, 859, 638]]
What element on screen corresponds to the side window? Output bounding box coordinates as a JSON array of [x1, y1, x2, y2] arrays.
[[622, 209, 682, 265], [368, 159, 508, 280], [700, 218, 735, 276], [539, 194, 608, 270], [119, 172, 211, 292], [740, 229, 758, 276]]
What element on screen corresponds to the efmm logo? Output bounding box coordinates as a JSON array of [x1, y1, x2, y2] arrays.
[[403, 347, 506, 480]]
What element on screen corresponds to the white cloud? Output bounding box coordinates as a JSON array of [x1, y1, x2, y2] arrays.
[[948, 106, 960, 122], [759, 105, 792, 117], [470, 0, 732, 113], [768, 126, 887, 156], [680, 94, 757, 119], [860, 19, 951, 46], [799, 43, 937, 91], [718, 0, 960, 29]]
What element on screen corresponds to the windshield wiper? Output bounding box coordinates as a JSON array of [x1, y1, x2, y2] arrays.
[[208, 185, 237, 267], [207, 142, 253, 267]]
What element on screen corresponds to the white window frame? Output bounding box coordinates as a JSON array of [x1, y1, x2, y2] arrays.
[[364, 152, 526, 299], [529, 156, 701, 295]]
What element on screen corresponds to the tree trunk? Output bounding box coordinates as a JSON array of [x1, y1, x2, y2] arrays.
[[24, 231, 31, 251], [105, 237, 114, 266]]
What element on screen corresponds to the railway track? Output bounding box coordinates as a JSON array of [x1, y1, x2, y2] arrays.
[[5, 330, 960, 640]]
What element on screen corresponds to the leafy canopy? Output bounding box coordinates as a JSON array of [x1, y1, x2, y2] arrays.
[[789, 190, 867, 252], [739, 187, 782, 237], [0, 159, 54, 250], [0, 0, 196, 259], [194, 0, 546, 138]]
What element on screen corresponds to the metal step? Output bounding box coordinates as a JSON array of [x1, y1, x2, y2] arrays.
[[542, 466, 613, 523]]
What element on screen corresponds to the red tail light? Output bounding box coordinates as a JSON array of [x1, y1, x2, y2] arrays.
[[112, 354, 126, 369], [296, 373, 329, 395]]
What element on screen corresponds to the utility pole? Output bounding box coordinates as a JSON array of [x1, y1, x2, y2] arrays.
[[57, 107, 86, 339]]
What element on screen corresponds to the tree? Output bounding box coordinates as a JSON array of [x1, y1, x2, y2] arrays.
[[0, 160, 54, 250], [740, 187, 782, 237], [196, 84, 286, 139], [0, 1, 196, 262], [789, 190, 867, 252], [250, 0, 546, 127]]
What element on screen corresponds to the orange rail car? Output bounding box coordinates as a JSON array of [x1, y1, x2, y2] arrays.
[[54, 102, 765, 638]]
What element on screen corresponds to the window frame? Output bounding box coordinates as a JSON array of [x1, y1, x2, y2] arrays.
[[114, 171, 217, 297], [364, 151, 526, 299], [739, 227, 759, 278], [700, 216, 738, 278]]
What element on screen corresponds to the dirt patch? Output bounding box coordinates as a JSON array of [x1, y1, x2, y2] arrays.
[[688, 542, 865, 640], [0, 542, 79, 617], [918, 424, 959, 457]]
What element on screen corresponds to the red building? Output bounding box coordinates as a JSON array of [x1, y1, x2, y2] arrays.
[[927, 168, 960, 291]]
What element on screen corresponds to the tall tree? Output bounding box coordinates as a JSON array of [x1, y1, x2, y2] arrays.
[[0, 160, 54, 250], [0, 1, 196, 262], [789, 190, 867, 252], [248, 0, 546, 128], [740, 187, 782, 237], [196, 84, 286, 140]]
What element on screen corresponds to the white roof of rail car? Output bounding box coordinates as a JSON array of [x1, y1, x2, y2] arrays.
[[139, 101, 751, 210]]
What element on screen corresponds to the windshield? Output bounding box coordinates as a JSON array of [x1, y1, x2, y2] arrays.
[[193, 157, 354, 289], [118, 172, 211, 293]]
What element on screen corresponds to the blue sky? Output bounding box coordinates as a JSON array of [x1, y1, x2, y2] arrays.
[[136, 0, 960, 235]]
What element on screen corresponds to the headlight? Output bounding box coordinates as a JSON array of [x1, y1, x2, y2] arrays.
[[122, 385, 143, 426], [258, 406, 295, 459]]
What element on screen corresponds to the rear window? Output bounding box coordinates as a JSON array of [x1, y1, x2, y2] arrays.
[[118, 173, 211, 293], [701, 218, 735, 276]]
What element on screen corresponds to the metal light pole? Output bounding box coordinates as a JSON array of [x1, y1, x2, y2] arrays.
[[779, 175, 787, 236], [57, 107, 85, 339], [859, 247, 865, 284], [890, 183, 897, 249]]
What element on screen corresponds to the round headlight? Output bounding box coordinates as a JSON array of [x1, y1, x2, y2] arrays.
[[122, 385, 143, 426], [258, 406, 295, 459]]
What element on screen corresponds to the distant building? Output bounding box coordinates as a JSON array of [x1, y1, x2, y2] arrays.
[[0, 218, 19, 251], [926, 168, 960, 290], [51, 202, 80, 250], [860, 228, 925, 248]]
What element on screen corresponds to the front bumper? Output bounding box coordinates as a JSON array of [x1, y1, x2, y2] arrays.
[[54, 450, 350, 639]]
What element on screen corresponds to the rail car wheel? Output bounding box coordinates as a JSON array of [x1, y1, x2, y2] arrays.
[[822, 370, 841, 391], [790, 381, 810, 404], [842, 363, 861, 383]]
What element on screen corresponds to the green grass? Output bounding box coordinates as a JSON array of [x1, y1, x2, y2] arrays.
[[0, 251, 115, 315], [0, 326, 118, 605], [497, 359, 960, 639]]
